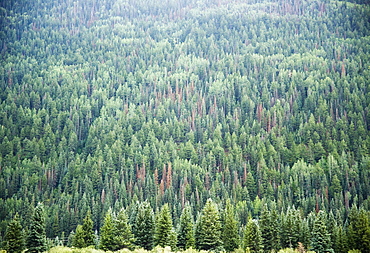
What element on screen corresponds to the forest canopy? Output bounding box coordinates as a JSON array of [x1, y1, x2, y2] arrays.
[[0, 0, 370, 252]]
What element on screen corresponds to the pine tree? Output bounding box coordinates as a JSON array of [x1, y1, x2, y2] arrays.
[[222, 199, 239, 252], [27, 203, 47, 253], [177, 204, 195, 250], [100, 209, 116, 251], [310, 211, 333, 253], [280, 207, 301, 249], [244, 218, 263, 253], [72, 211, 95, 248], [347, 208, 370, 252], [195, 198, 223, 251], [155, 203, 177, 248], [114, 208, 135, 250], [82, 211, 95, 247], [4, 213, 25, 253], [133, 201, 155, 250], [259, 205, 280, 252]]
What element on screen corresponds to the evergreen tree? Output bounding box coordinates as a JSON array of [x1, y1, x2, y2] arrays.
[[280, 207, 301, 249], [82, 211, 95, 247], [155, 203, 177, 248], [222, 199, 239, 252], [72, 211, 95, 248], [177, 204, 195, 250], [114, 208, 135, 250], [27, 203, 47, 253], [259, 205, 280, 252], [347, 208, 370, 252], [133, 201, 155, 250], [244, 218, 263, 253], [100, 209, 116, 251], [4, 213, 25, 253], [310, 211, 333, 253], [195, 198, 223, 251]]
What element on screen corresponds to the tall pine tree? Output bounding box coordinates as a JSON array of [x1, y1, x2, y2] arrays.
[[72, 211, 95, 248], [114, 208, 135, 250], [259, 205, 280, 252], [27, 203, 47, 253], [195, 199, 223, 251], [177, 204, 195, 250], [155, 203, 177, 249], [244, 218, 263, 253], [310, 211, 333, 253], [133, 201, 155, 250], [100, 209, 116, 251], [4, 213, 25, 253], [222, 199, 239, 252]]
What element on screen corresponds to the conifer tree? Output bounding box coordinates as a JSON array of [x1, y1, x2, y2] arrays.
[[195, 198, 223, 251], [115, 208, 135, 250], [100, 209, 116, 251], [347, 208, 370, 252], [259, 205, 280, 252], [280, 207, 301, 249], [133, 201, 155, 250], [222, 199, 239, 252], [27, 203, 47, 253], [310, 211, 333, 253], [4, 213, 25, 253], [73, 211, 95, 248], [244, 218, 263, 253], [155, 203, 177, 248], [177, 204, 195, 250]]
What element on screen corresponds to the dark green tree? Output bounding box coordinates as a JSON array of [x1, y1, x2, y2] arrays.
[[259, 205, 280, 252], [347, 208, 370, 252], [114, 208, 135, 250], [4, 213, 25, 253], [222, 199, 239, 252], [72, 211, 95, 248], [310, 211, 333, 253], [244, 218, 263, 253], [177, 204, 195, 250], [100, 209, 116, 251], [27, 203, 47, 253], [155, 203, 177, 249], [195, 198, 223, 251], [133, 201, 155, 250]]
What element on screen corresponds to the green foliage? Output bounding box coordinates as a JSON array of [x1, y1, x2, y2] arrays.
[[115, 208, 135, 250], [222, 200, 239, 252], [195, 199, 223, 251], [4, 213, 25, 253], [310, 211, 332, 253], [243, 219, 262, 253], [100, 210, 116, 251], [133, 201, 155, 250], [347, 208, 370, 252], [177, 204, 195, 250], [73, 212, 95, 248], [155, 204, 177, 249], [27, 203, 47, 253]]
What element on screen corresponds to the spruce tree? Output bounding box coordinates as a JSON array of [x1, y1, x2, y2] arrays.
[[222, 199, 239, 252], [259, 205, 280, 252], [310, 211, 333, 253], [177, 204, 195, 250], [244, 218, 263, 253], [4, 213, 25, 253], [100, 209, 116, 251], [81, 211, 95, 247], [195, 198, 223, 251], [114, 208, 135, 250], [347, 208, 370, 252], [155, 203, 176, 248], [27, 203, 47, 253], [133, 201, 155, 250]]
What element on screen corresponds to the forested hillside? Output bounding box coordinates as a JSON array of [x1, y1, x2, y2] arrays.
[[1, 0, 370, 252]]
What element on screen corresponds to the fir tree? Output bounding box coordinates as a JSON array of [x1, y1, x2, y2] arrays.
[[195, 199, 223, 251], [310, 211, 333, 253], [4, 213, 25, 253], [100, 209, 116, 251], [177, 204, 195, 250], [347, 208, 370, 252], [133, 201, 155, 250], [222, 199, 239, 252], [259, 205, 280, 252], [27, 203, 47, 253], [114, 208, 135, 250], [244, 218, 263, 253], [72, 211, 95, 248], [155, 203, 177, 248]]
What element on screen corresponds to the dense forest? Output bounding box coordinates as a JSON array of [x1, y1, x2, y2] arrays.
[[0, 0, 370, 252]]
